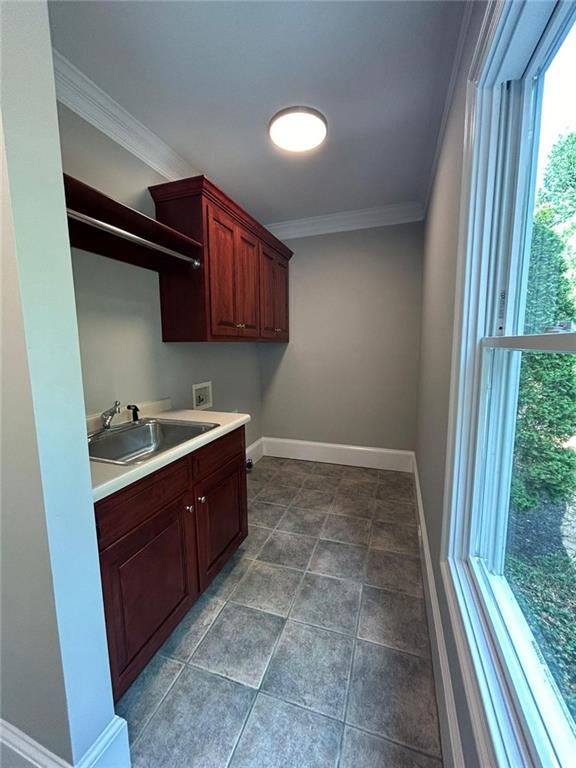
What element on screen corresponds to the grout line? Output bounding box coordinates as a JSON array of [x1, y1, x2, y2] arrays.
[[222, 686, 258, 768], [341, 721, 443, 763], [306, 566, 365, 583], [368, 544, 420, 558], [285, 614, 358, 639], [360, 581, 426, 602], [239, 527, 273, 562], [366, 545, 422, 562], [127, 588, 236, 747], [158, 596, 229, 667], [254, 558, 310, 574], [225, 545, 311, 768], [257, 687, 443, 763], [354, 632, 432, 662], [127, 659, 187, 752], [337, 574, 364, 767]]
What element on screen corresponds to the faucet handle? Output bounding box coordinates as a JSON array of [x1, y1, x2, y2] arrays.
[[100, 400, 122, 429]]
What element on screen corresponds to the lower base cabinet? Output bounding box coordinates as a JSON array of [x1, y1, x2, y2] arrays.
[[196, 454, 248, 590], [95, 427, 247, 700]]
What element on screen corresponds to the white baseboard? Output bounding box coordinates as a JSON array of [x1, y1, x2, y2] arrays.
[[0, 716, 130, 768], [246, 437, 264, 464], [412, 457, 464, 768], [261, 436, 414, 472]]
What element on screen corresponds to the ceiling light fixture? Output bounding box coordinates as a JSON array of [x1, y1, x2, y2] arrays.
[[269, 106, 327, 152]]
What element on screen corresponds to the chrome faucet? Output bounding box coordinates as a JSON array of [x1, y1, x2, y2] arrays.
[[100, 400, 121, 430]]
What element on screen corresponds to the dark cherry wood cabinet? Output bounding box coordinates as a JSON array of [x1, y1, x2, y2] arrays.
[[260, 245, 289, 341], [207, 205, 237, 336], [99, 493, 197, 698], [95, 427, 247, 700], [149, 176, 291, 342], [195, 454, 248, 590], [234, 225, 260, 338]]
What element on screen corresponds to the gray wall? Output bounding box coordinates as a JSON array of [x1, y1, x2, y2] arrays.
[[72, 249, 263, 444], [58, 105, 263, 445], [260, 225, 423, 450], [415, 5, 487, 765]]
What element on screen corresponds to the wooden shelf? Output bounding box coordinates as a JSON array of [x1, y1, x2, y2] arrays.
[[64, 174, 203, 272]]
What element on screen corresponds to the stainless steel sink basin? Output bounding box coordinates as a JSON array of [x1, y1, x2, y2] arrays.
[[88, 418, 219, 465]]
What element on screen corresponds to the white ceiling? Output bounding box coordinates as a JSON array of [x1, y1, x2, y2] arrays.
[[48, 1, 465, 224]]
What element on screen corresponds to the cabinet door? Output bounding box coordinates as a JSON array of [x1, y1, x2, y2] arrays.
[[208, 206, 238, 336], [275, 255, 289, 340], [235, 226, 259, 337], [259, 245, 277, 338], [195, 454, 248, 590], [100, 495, 198, 698], [259, 245, 289, 340]]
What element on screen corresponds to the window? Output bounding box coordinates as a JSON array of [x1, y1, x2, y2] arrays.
[[446, 5, 576, 767]]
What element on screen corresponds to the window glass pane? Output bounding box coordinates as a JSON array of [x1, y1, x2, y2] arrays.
[[523, 26, 576, 335], [504, 350, 576, 724]]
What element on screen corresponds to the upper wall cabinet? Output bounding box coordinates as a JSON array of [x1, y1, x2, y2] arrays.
[[260, 244, 289, 341], [149, 176, 292, 342]]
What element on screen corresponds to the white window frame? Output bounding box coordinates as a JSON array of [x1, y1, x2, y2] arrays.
[[442, 2, 576, 767]]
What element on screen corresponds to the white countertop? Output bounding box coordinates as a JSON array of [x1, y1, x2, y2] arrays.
[[90, 409, 251, 502]]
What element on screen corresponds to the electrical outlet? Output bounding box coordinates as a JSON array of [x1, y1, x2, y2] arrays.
[[192, 381, 213, 410]]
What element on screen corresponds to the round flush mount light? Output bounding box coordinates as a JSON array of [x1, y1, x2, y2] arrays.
[[269, 106, 327, 152]]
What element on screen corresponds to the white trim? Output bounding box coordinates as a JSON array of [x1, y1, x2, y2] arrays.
[[0, 721, 70, 768], [53, 50, 195, 181], [440, 560, 507, 767], [261, 436, 413, 472], [75, 717, 129, 768], [0, 717, 129, 768], [483, 332, 576, 353], [412, 458, 465, 768], [265, 202, 424, 241], [246, 437, 264, 464], [424, 0, 475, 212]]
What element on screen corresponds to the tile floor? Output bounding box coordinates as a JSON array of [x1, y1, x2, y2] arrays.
[[117, 457, 442, 768]]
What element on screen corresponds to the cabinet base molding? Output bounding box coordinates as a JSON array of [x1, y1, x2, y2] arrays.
[[0, 716, 130, 768], [256, 436, 414, 472]]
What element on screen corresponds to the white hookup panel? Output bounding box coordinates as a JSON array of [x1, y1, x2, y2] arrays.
[[192, 381, 213, 410]]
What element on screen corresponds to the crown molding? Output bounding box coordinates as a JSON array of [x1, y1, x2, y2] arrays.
[[423, 0, 475, 212], [266, 202, 424, 240], [52, 49, 195, 181]]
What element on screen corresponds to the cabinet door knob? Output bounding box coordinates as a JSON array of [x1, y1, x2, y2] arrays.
[[197, 495, 207, 504], [185, 504, 194, 513]]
